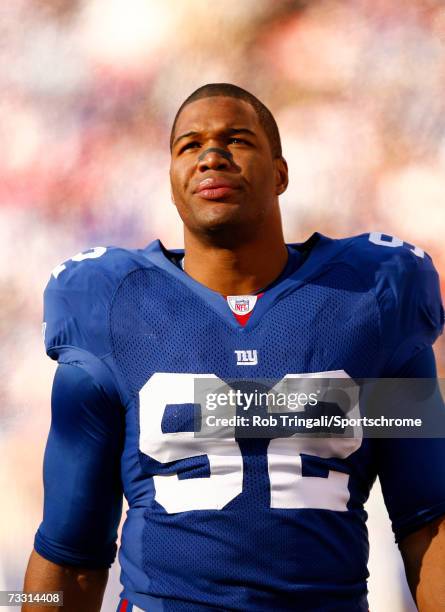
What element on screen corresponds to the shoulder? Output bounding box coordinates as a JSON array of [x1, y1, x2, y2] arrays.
[[295, 231, 441, 297], [295, 231, 443, 372], [306, 231, 441, 296], [334, 232, 443, 368], [44, 244, 156, 360], [340, 231, 435, 275], [336, 232, 441, 307], [47, 244, 150, 287]]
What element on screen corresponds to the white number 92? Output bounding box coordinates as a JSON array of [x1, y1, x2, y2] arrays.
[[139, 372, 362, 514]]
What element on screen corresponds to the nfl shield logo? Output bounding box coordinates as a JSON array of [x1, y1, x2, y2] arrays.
[[227, 294, 258, 315], [235, 298, 249, 312]]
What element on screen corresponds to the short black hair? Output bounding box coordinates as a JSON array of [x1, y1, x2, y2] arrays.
[[170, 83, 282, 158]]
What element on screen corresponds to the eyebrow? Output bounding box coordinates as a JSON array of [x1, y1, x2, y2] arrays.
[[172, 127, 256, 148]]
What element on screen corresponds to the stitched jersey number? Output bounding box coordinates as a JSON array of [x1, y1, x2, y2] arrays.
[[51, 247, 107, 279], [139, 373, 243, 513], [368, 232, 424, 258], [139, 372, 362, 513]]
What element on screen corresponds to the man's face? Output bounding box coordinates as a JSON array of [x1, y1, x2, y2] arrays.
[[169, 96, 287, 239]]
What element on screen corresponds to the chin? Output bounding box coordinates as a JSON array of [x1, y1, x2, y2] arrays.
[[200, 208, 245, 229], [195, 215, 258, 246]]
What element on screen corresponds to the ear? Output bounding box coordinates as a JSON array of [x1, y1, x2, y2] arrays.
[[274, 157, 289, 196]]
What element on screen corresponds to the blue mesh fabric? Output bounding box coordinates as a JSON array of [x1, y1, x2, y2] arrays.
[[110, 264, 379, 610], [111, 264, 380, 390]]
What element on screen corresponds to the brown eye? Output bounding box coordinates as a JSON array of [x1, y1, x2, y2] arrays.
[[180, 141, 200, 153], [228, 137, 249, 145]]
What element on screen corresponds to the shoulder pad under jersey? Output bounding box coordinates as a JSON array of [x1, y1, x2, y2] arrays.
[[43, 246, 149, 361], [337, 232, 444, 373]]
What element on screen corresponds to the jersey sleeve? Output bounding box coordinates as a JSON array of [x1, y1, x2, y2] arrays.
[[43, 245, 147, 361], [376, 243, 443, 374], [376, 347, 445, 542], [43, 248, 118, 361], [34, 354, 124, 568], [346, 234, 444, 375]]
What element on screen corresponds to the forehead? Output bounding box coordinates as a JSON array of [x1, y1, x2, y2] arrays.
[[174, 96, 262, 137]]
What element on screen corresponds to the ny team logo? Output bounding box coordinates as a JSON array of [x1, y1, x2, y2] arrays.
[[234, 349, 258, 366]]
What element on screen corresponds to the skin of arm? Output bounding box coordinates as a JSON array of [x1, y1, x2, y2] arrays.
[[399, 515, 445, 611], [23, 549, 108, 612]]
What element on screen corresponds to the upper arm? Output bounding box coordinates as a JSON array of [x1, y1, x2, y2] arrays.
[[399, 513, 445, 570], [34, 359, 125, 569], [377, 347, 445, 542]]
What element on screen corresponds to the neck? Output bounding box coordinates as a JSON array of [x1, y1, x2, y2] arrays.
[[182, 219, 288, 295]]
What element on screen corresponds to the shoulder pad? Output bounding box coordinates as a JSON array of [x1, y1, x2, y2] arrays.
[[43, 246, 148, 360], [340, 233, 444, 372]]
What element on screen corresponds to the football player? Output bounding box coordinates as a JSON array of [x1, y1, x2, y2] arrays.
[[24, 84, 445, 611]]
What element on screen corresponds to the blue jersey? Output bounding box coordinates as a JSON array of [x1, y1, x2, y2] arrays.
[[35, 232, 445, 612]]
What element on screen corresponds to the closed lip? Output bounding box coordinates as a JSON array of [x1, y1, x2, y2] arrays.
[[195, 177, 240, 193]]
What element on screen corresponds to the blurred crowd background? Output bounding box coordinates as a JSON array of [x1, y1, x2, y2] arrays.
[[1, 1, 445, 610]]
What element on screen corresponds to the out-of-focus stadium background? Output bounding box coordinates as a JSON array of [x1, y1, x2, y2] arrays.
[[1, 1, 444, 610]]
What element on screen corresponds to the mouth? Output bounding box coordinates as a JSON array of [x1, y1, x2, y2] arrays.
[[195, 177, 240, 201]]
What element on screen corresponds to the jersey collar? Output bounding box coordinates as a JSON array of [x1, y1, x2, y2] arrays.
[[142, 233, 341, 332]]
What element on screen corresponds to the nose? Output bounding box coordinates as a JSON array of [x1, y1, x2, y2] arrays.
[[197, 147, 232, 172]]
